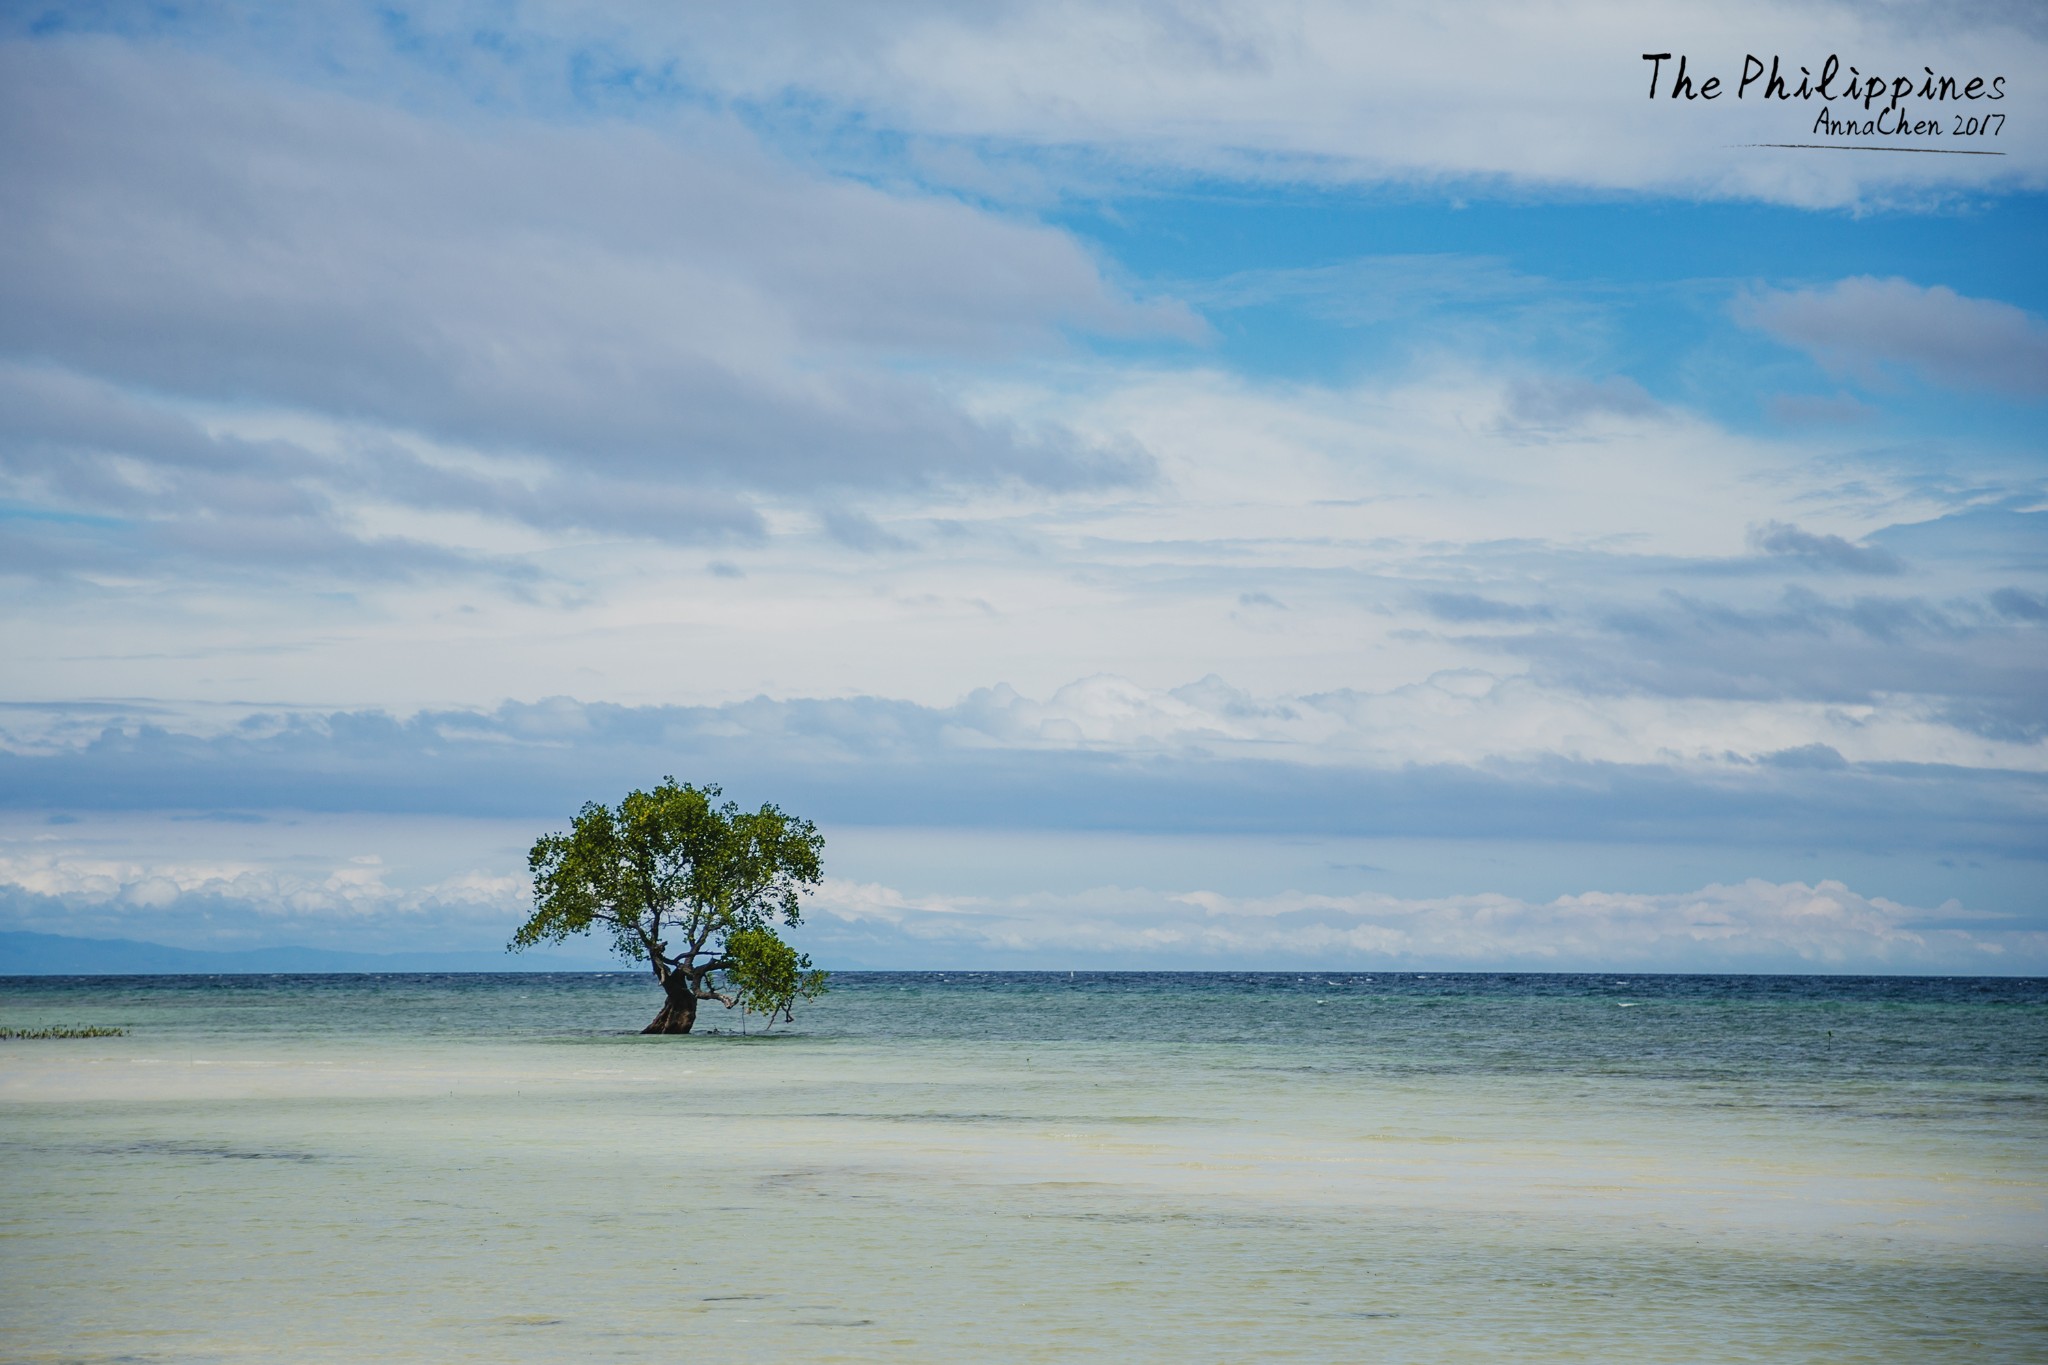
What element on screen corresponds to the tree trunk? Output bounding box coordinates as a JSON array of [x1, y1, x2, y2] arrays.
[[643, 973, 698, 1034]]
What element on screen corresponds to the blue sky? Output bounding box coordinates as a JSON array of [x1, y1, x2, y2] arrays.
[[1, 0, 2043, 972]]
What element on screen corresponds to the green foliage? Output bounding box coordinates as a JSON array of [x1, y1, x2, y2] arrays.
[[0, 1025, 127, 1039], [724, 927, 829, 1027], [511, 778, 826, 1023]]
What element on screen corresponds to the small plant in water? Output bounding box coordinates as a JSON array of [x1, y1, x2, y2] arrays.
[[0, 1025, 128, 1040]]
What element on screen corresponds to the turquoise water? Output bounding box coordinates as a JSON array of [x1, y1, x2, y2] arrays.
[[3, 973, 2044, 1362]]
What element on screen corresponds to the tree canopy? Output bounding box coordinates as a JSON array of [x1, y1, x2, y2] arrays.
[[511, 779, 826, 1033]]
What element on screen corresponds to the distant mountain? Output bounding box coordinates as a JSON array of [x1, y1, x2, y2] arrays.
[[0, 930, 621, 976]]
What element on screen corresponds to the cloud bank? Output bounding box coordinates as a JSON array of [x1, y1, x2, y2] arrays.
[[806, 875, 2040, 972], [0, 40, 1181, 579], [1, 843, 2035, 973], [1, 689, 2041, 867]]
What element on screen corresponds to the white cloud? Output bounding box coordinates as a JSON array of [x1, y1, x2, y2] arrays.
[[6, 661, 2040, 776], [1739, 277, 2048, 396], [0, 849, 524, 921], [808, 874, 2040, 971], [1004, 362, 1968, 579], [4, 836, 2034, 971], [943, 669, 2047, 772], [0, 39, 1188, 535], [18, 346, 2020, 718]]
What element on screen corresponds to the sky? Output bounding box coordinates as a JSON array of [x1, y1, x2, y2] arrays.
[[1, 0, 2043, 973]]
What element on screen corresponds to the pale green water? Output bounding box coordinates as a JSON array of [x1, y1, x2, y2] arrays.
[[3, 973, 2044, 1362]]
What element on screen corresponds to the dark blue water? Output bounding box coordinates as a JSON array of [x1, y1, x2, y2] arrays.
[[6, 971, 2043, 1096]]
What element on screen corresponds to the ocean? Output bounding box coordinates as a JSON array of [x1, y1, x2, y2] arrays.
[[3, 972, 2044, 1362]]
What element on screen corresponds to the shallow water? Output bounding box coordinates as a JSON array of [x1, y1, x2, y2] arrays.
[[3, 972, 2044, 1362]]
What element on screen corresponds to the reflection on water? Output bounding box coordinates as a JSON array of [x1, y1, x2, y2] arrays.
[[2, 972, 2043, 1362]]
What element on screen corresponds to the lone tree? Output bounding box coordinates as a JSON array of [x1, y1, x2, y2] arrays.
[[511, 779, 827, 1034]]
